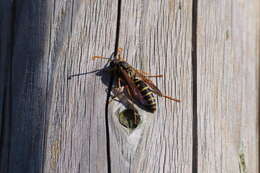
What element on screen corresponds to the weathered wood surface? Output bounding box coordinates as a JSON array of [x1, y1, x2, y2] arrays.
[[0, 0, 259, 173], [111, 0, 193, 172], [197, 1, 260, 173], [0, 0, 118, 172]]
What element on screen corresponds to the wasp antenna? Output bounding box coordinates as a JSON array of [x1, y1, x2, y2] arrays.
[[92, 56, 111, 60], [163, 95, 181, 102], [67, 74, 79, 80], [67, 73, 88, 80], [67, 69, 101, 80]]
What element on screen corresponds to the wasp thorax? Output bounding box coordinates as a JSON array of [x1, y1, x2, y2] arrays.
[[109, 60, 116, 67], [119, 61, 130, 69]]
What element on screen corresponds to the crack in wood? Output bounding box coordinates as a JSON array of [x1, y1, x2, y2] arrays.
[[192, 0, 198, 173], [105, 0, 122, 172]]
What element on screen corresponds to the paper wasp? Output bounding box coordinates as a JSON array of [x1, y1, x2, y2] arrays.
[[93, 48, 180, 112], [68, 48, 180, 113]]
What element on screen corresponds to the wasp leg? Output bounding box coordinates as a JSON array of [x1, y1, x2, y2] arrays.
[[160, 94, 181, 102], [108, 78, 124, 104], [92, 56, 110, 60], [116, 48, 126, 61], [108, 90, 124, 103], [121, 85, 134, 101], [145, 74, 163, 78], [135, 69, 149, 75], [135, 69, 163, 78], [92, 48, 126, 61], [117, 77, 122, 88]]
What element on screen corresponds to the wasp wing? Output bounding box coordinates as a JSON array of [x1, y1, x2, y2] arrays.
[[133, 69, 163, 96], [133, 69, 180, 102], [119, 67, 151, 106]]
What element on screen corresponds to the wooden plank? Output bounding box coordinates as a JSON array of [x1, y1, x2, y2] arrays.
[[107, 0, 193, 172], [0, 2, 14, 172], [43, 0, 118, 173], [197, 0, 259, 172], [0, 1, 12, 121], [0, 1, 52, 172], [0, 0, 118, 173], [2, 0, 258, 172]]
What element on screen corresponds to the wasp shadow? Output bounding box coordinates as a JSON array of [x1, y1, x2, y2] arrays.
[[67, 52, 115, 89]]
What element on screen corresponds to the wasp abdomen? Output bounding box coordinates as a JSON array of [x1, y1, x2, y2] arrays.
[[133, 78, 156, 112]]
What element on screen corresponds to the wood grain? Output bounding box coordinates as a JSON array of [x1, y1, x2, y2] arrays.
[[197, 0, 259, 172], [43, 0, 118, 173], [0, 0, 259, 172], [0, 0, 52, 172], [109, 0, 193, 172], [0, 0, 118, 173]]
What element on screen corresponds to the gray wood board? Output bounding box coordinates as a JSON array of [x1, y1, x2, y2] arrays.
[[0, 1, 16, 172], [0, 0, 52, 172], [43, 0, 118, 173], [109, 0, 193, 172], [197, 0, 259, 172], [0, 0, 259, 173]]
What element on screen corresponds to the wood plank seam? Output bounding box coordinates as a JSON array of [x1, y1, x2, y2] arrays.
[[114, 0, 122, 51], [105, 0, 122, 173], [192, 0, 198, 172]]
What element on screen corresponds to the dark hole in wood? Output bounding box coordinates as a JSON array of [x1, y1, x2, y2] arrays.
[[118, 108, 141, 129]]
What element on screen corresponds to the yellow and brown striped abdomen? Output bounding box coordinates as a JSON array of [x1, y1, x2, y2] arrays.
[[133, 78, 156, 112]]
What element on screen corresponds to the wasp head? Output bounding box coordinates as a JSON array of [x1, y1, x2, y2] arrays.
[[118, 61, 130, 70]]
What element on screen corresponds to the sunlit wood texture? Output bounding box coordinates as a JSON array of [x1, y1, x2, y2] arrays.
[[111, 0, 193, 173], [196, 0, 260, 173], [0, 0, 259, 173]]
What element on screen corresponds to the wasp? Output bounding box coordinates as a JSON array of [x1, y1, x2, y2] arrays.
[[90, 48, 180, 113]]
